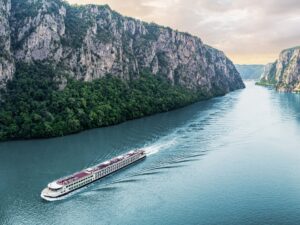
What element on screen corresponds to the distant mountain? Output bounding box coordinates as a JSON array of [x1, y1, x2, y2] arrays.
[[0, 0, 244, 141], [258, 46, 300, 92], [235, 64, 264, 80]]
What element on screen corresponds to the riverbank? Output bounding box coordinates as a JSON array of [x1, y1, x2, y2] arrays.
[[0, 64, 243, 142]]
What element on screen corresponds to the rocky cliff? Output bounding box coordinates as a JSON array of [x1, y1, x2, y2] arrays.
[[0, 0, 14, 86], [0, 0, 244, 94], [259, 47, 300, 92]]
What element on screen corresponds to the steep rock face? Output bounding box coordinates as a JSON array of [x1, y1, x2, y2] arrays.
[[10, 0, 66, 62], [0, 0, 14, 86], [260, 47, 300, 92], [260, 63, 276, 84], [2, 0, 244, 95]]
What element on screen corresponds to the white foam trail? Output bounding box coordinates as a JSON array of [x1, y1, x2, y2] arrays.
[[144, 138, 177, 156], [44, 137, 178, 202]]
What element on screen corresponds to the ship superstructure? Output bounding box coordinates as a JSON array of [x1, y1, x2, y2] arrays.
[[41, 150, 146, 200]]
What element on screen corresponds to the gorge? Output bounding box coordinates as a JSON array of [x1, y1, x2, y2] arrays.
[[0, 0, 244, 141]]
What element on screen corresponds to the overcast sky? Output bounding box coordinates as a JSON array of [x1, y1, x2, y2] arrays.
[[66, 0, 300, 64]]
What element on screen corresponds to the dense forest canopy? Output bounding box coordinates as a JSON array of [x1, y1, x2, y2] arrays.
[[0, 63, 208, 141]]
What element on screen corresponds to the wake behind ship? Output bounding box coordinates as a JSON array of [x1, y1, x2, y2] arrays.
[[41, 150, 146, 200]]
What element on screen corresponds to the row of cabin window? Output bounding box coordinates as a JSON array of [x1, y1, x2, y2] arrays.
[[95, 156, 138, 178], [98, 158, 132, 176], [66, 176, 92, 188], [69, 180, 91, 190], [68, 156, 140, 188]]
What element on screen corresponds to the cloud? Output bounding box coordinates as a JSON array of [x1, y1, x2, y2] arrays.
[[66, 0, 300, 64]]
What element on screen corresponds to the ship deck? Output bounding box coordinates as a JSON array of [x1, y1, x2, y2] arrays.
[[56, 150, 142, 186]]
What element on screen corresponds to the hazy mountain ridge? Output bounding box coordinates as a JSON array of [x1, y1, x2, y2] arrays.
[[235, 64, 264, 80], [258, 47, 300, 92]]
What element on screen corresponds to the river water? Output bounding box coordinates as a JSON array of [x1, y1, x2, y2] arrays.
[[1, 81, 300, 225]]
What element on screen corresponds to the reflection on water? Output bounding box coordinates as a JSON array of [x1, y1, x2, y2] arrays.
[[2, 82, 300, 225]]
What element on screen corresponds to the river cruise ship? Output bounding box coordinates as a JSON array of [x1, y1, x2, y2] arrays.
[[41, 150, 146, 200]]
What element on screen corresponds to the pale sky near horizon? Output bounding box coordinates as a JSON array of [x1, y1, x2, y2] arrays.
[[66, 0, 300, 65]]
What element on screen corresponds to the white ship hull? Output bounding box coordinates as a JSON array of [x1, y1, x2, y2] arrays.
[[41, 150, 146, 200]]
